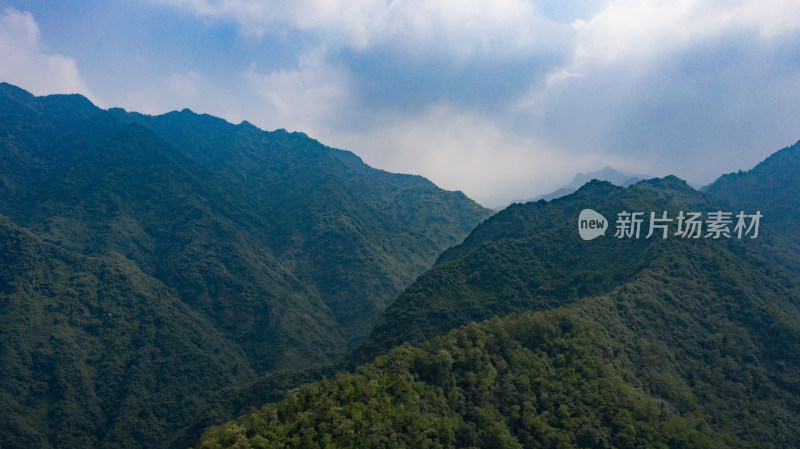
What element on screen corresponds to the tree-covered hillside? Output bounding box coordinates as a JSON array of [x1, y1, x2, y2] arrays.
[[0, 82, 490, 449], [0, 214, 253, 449], [108, 107, 490, 345], [199, 311, 723, 449], [196, 171, 800, 448]]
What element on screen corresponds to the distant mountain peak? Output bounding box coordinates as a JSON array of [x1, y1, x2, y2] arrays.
[[564, 166, 645, 190], [499, 167, 649, 207]]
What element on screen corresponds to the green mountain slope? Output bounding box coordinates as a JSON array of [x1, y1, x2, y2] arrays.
[[196, 172, 800, 447], [108, 107, 491, 344], [0, 82, 490, 372], [0, 215, 253, 449], [0, 82, 490, 449], [198, 250, 800, 448], [0, 83, 342, 373]]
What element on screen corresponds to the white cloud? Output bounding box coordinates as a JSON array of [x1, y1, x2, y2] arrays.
[[242, 50, 352, 135], [515, 0, 800, 187], [154, 0, 567, 56], [167, 70, 203, 100], [107, 51, 351, 143], [374, 0, 566, 58], [0, 8, 95, 101], [549, 0, 800, 79], [112, 70, 203, 114], [155, 0, 383, 46], [109, 69, 255, 127]]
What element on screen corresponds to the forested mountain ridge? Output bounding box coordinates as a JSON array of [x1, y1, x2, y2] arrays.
[[1, 83, 342, 373], [705, 139, 800, 276], [109, 105, 490, 345], [0, 82, 490, 449], [356, 159, 800, 361], [354, 176, 714, 360], [196, 161, 800, 447]]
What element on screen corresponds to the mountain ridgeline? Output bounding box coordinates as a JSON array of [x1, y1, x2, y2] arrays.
[[198, 144, 800, 447], [104, 106, 492, 348], [704, 140, 800, 277], [0, 83, 490, 449]]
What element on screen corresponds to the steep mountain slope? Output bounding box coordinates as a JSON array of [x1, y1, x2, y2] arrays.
[[0, 82, 490, 449], [0, 82, 490, 371], [109, 107, 491, 344], [197, 173, 800, 448], [0, 83, 341, 373], [183, 150, 800, 447], [0, 215, 253, 449]]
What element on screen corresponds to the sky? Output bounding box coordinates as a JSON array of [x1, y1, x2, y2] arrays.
[[1, 0, 799, 207]]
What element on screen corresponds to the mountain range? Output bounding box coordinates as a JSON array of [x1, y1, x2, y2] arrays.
[[0, 82, 490, 449], [3, 80, 800, 449], [197, 143, 800, 447]]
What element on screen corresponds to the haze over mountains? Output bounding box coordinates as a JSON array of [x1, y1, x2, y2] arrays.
[[2, 81, 800, 449]]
